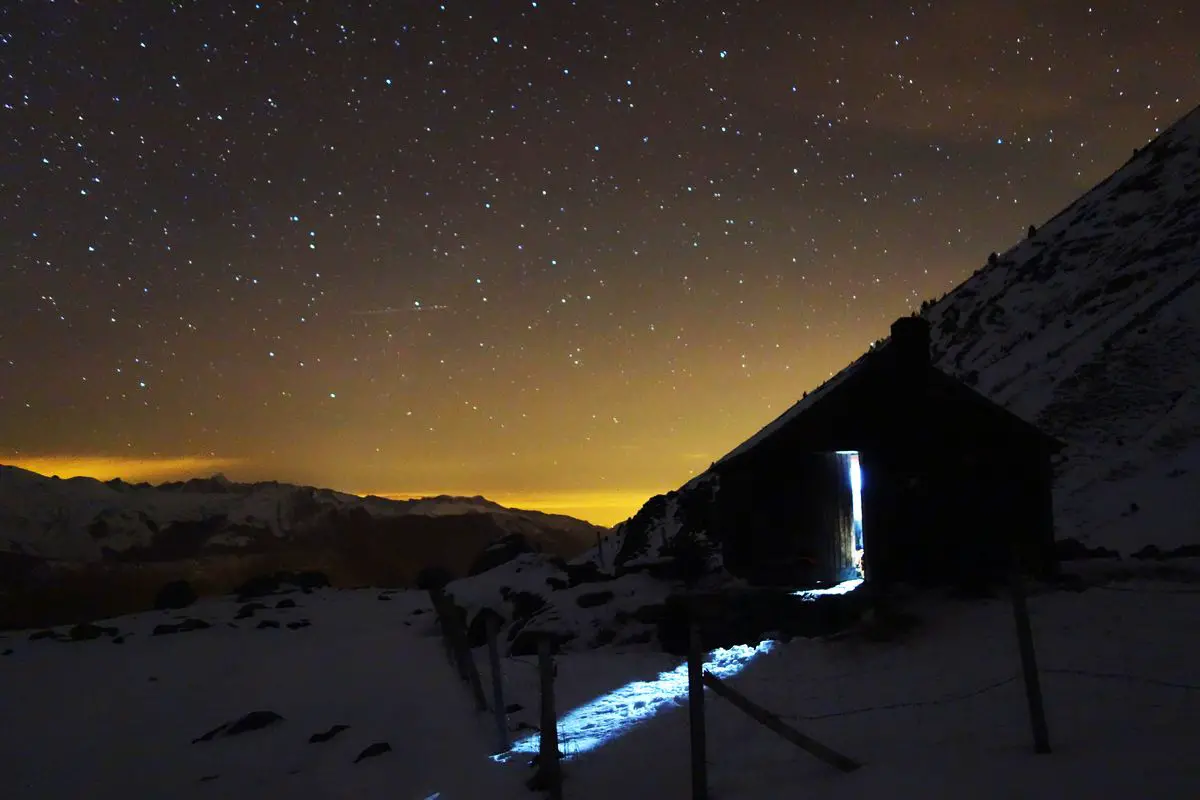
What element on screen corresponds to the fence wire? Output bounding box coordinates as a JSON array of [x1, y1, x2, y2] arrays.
[[780, 675, 1019, 722]]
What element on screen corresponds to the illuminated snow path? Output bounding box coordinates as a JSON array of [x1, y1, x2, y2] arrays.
[[794, 577, 863, 600], [498, 641, 775, 761]]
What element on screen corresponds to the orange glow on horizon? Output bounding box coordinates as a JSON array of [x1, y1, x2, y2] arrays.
[[360, 488, 660, 527], [3, 455, 244, 485], [1, 455, 651, 527]]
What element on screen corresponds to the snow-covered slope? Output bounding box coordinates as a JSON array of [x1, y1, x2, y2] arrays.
[[924, 104, 1200, 551], [0, 465, 605, 563]]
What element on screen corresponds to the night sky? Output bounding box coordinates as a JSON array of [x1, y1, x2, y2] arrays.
[[2, 1, 1196, 524]]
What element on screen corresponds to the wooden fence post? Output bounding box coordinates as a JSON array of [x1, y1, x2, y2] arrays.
[[485, 611, 509, 753], [1010, 572, 1051, 754], [687, 617, 708, 800], [536, 635, 563, 799], [428, 587, 457, 666], [430, 588, 488, 712]]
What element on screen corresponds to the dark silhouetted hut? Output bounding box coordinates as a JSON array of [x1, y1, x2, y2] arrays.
[[708, 316, 1063, 590]]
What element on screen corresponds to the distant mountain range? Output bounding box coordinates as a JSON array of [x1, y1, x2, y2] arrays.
[[0, 464, 606, 628], [0, 465, 603, 562]]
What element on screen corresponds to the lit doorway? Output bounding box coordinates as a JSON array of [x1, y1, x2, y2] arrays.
[[838, 451, 865, 579]]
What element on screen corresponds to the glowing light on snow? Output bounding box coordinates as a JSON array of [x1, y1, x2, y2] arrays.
[[793, 577, 863, 600], [495, 641, 774, 762]]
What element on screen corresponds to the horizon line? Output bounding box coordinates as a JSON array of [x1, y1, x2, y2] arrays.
[[1, 456, 650, 527]]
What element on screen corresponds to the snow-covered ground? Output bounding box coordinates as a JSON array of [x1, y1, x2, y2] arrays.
[[3, 566, 1197, 799]]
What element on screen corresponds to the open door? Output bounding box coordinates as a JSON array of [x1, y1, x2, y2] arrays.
[[837, 451, 865, 581]]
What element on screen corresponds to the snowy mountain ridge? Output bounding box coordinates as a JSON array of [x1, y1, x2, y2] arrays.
[[924, 103, 1200, 550], [0, 464, 604, 562]]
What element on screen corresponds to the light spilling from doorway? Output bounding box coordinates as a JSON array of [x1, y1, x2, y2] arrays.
[[794, 576, 864, 601], [494, 641, 775, 762]]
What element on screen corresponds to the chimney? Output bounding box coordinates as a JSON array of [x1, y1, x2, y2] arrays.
[[888, 315, 931, 373]]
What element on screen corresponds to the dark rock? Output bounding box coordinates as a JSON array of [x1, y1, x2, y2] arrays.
[[593, 628, 618, 646], [154, 579, 197, 611], [1051, 572, 1090, 593], [376, 593, 392, 601], [505, 703, 523, 714], [235, 574, 283, 600], [153, 618, 211, 636], [112, 636, 126, 645], [613, 603, 667, 626], [257, 620, 280, 629], [2, 648, 12, 656], [622, 629, 656, 645], [198, 775, 219, 783], [564, 561, 615, 587], [410, 608, 427, 615], [236, 602, 267, 619], [308, 724, 350, 744], [468, 533, 533, 576], [546, 577, 569, 590], [286, 620, 311, 630], [1132, 542, 1200, 560], [353, 742, 392, 763], [1055, 538, 1120, 561], [1131, 544, 1163, 560], [28, 630, 60, 641], [235, 570, 329, 601], [193, 710, 285, 743], [575, 590, 614, 609], [68, 623, 109, 641], [275, 599, 297, 609], [284, 571, 326, 593]]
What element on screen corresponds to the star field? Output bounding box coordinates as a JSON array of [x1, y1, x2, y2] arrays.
[[2, 1, 1197, 524]]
